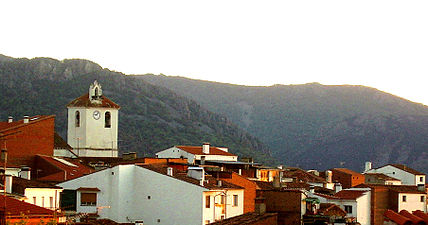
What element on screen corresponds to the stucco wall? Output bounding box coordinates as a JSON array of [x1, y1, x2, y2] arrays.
[[24, 188, 62, 210], [398, 193, 426, 212]]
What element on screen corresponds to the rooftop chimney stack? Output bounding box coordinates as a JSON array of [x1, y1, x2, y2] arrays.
[[202, 143, 210, 154], [326, 170, 333, 183], [167, 167, 173, 176], [365, 162, 372, 172], [5, 175, 12, 193], [20, 167, 31, 180], [8, 116, 13, 123], [23, 115, 29, 123]]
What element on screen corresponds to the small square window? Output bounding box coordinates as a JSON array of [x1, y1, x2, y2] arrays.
[[81, 193, 97, 206], [421, 196, 425, 202], [420, 177, 424, 182], [402, 195, 407, 202], [344, 205, 352, 214]]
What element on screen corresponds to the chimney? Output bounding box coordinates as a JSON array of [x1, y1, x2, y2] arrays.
[[334, 183, 342, 193], [8, 116, 13, 123], [255, 197, 266, 215], [238, 169, 242, 175], [200, 156, 206, 165], [202, 143, 210, 154], [309, 185, 315, 194], [326, 170, 333, 183], [20, 167, 31, 180], [187, 167, 205, 186], [273, 175, 281, 188], [365, 162, 372, 172], [167, 167, 173, 176], [5, 175, 12, 193], [217, 180, 222, 187], [23, 115, 29, 123]]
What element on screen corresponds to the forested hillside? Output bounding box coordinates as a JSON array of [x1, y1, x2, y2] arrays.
[[0, 55, 275, 164], [140, 75, 428, 173]]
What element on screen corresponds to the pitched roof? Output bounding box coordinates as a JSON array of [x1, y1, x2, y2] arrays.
[[413, 210, 428, 223], [334, 190, 368, 199], [384, 210, 412, 225], [138, 164, 243, 190], [54, 132, 73, 151], [318, 203, 347, 217], [11, 176, 61, 189], [67, 93, 120, 109], [0, 195, 58, 216], [356, 183, 426, 194], [208, 212, 278, 225], [399, 210, 426, 225], [282, 167, 327, 184], [176, 145, 237, 156], [388, 164, 425, 175], [0, 115, 54, 132], [365, 173, 400, 181], [332, 168, 363, 176], [36, 155, 94, 182]]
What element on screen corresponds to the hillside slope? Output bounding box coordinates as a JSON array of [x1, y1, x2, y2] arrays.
[[140, 75, 428, 173], [0, 55, 275, 164]]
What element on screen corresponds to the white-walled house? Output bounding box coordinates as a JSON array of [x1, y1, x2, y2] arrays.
[[364, 163, 425, 186], [312, 188, 371, 225], [58, 164, 244, 225], [155, 143, 238, 164], [4, 176, 63, 210]]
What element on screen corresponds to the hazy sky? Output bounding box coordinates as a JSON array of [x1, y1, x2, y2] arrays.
[[1, 1, 427, 105]]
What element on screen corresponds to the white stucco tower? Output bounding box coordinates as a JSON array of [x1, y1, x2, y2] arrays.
[[67, 80, 120, 157]]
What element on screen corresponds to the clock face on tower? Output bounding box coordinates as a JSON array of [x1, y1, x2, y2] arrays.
[[93, 110, 101, 120]]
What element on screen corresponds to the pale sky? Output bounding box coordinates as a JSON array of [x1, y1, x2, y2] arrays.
[[1, 1, 427, 105]]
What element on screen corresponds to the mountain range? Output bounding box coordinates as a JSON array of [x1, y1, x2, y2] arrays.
[[1, 54, 427, 174], [0, 54, 275, 165]]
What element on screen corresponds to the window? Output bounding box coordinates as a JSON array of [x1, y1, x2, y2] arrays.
[[344, 205, 352, 214], [233, 195, 238, 206], [402, 195, 407, 202], [75, 111, 80, 127], [205, 195, 210, 208], [42, 196, 45, 207], [420, 177, 424, 182], [50, 197, 54, 209], [105, 112, 111, 128], [81, 193, 97, 206], [33, 197, 37, 205], [421, 196, 425, 202], [220, 195, 225, 204]]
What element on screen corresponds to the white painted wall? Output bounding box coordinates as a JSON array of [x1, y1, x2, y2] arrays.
[[202, 189, 244, 224], [398, 193, 426, 212], [67, 106, 119, 157], [59, 165, 244, 225], [366, 165, 425, 185], [156, 147, 238, 164], [24, 188, 62, 210]]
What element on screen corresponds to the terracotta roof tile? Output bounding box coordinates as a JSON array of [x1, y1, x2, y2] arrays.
[[332, 168, 363, 176], [54, 132, 73, 151], [208, 212, 278, 225], [318, 203, 347, 217], [384, 210, 412, 225], [365, 173, 400, 181], [0, 195, 58, 216], [0, 115, 54, 133], [176, 145, 237, 156], [138, 164, 243, 190], [399, 210, 426, 225], [413, 210, 428, 223], [67, 93, 120, 109], [282, 167, 327, 184], [388, 164, 425, 175], [36, 155, 94, 182], [334, 190, 368, 199]]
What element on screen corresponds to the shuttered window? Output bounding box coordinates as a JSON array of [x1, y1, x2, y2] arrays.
[[81, 193, 97, 206]]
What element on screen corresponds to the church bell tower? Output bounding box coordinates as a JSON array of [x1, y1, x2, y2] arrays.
[[67, 80, 120, 157]]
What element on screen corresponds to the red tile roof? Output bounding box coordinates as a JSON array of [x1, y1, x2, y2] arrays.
[[384, 210, 412, 225], [54, 132, 73, 151], [0, 195, 58, 216], [138, 164, 243, 190], [399, 210, 426, 225], [208, 212, 278, 225], [388, 164, 425, 175], [282, 167, 327, 184], [67, 93, 120, 109], [318, 203, 347, 217], [365, 173, 400, 181], [176, 145, 237, 156], [332, 168, 363, 176], [413, 210, 428, 223], [334, 190, 368, 200], [0, 115, 54, 132], [9, 176, 62, 195], [77, 187, 100, 192], [36, 155, 94, 182]]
